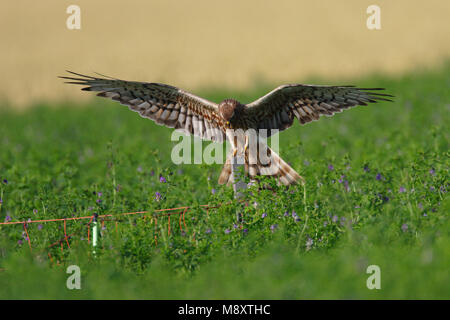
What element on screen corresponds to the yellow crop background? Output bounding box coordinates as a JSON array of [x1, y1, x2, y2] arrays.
[[1, 0, 449, 107]]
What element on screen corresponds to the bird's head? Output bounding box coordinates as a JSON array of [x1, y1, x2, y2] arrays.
[[218, 99, 240, 125]]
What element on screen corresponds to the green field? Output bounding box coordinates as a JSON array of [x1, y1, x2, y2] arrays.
[[0, 65, 448, 299]]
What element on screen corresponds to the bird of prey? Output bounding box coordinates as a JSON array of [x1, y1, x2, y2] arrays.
[[61, 71, 392, 186]]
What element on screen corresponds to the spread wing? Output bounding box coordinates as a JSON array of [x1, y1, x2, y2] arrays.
[[60, 71, 226, 142], [245, 84, 393, 135]]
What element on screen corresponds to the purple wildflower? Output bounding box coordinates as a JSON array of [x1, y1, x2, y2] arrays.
[[5, 215, 11, 222], [284, 211, 289, 217], [97, 192, 102, 197], [292, 211, 298, 218], [328, 164, 334, 171], [2, 179, 7, 184], [376, 173, 383, 181], [323, 221, 328, 227], [224, 229, 231, 234], [33, 209, 38, 214], [418, 202, 423, 210], [17, 240, 23, 245], [430, 186, 435, 191], [150, 170, 155, 176], [159, 176, 167, 183], [429, 168, 435, 176], [332, 215, 339, 223], [38, 224, 43, 230], [137, 166, 143, 172], [344, 180, 350, 192], [243, 228, 248, 234], [399, 186, 406, 193], [247, 181, 256, 187], [211, 188, 216, 195], [262, 213, 267, 218], [401, 223, 408, 232], [96, 199, 102, 204], [154, 192, 162, 202], [233, 223, 238, 229], [205, 228, 212, 234], [423, 213, 428, 217], [0, 198, 2, 204], [363, 165, 370, 172], [338, 175, 344, 183], [270, 224, 278, 232]]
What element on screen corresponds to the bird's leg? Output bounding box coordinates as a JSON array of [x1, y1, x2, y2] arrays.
[[243, 135, 249, 153], [226, 129, 238, 157], [231, 136, 238, 157]]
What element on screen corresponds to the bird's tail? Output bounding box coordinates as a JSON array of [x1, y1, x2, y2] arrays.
[[218, 145, 304, 186]]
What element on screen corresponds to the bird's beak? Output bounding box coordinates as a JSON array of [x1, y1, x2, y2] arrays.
[[226, 121, 230, 125]]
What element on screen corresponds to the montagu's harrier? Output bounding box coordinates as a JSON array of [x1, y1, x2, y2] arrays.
[[61, 71, 392, 186]]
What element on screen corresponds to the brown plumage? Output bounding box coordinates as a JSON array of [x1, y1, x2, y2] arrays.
[[61, 71, 393, 186]]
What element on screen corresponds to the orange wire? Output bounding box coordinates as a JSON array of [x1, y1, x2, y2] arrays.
[[167, 215, 171, 236], [1, 204, 219, 259], [63, 219, 70, 249], [23, 223, 32, 251]]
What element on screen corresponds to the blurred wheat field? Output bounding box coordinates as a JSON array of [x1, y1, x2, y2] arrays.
[[1, 0, 449, 107]]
